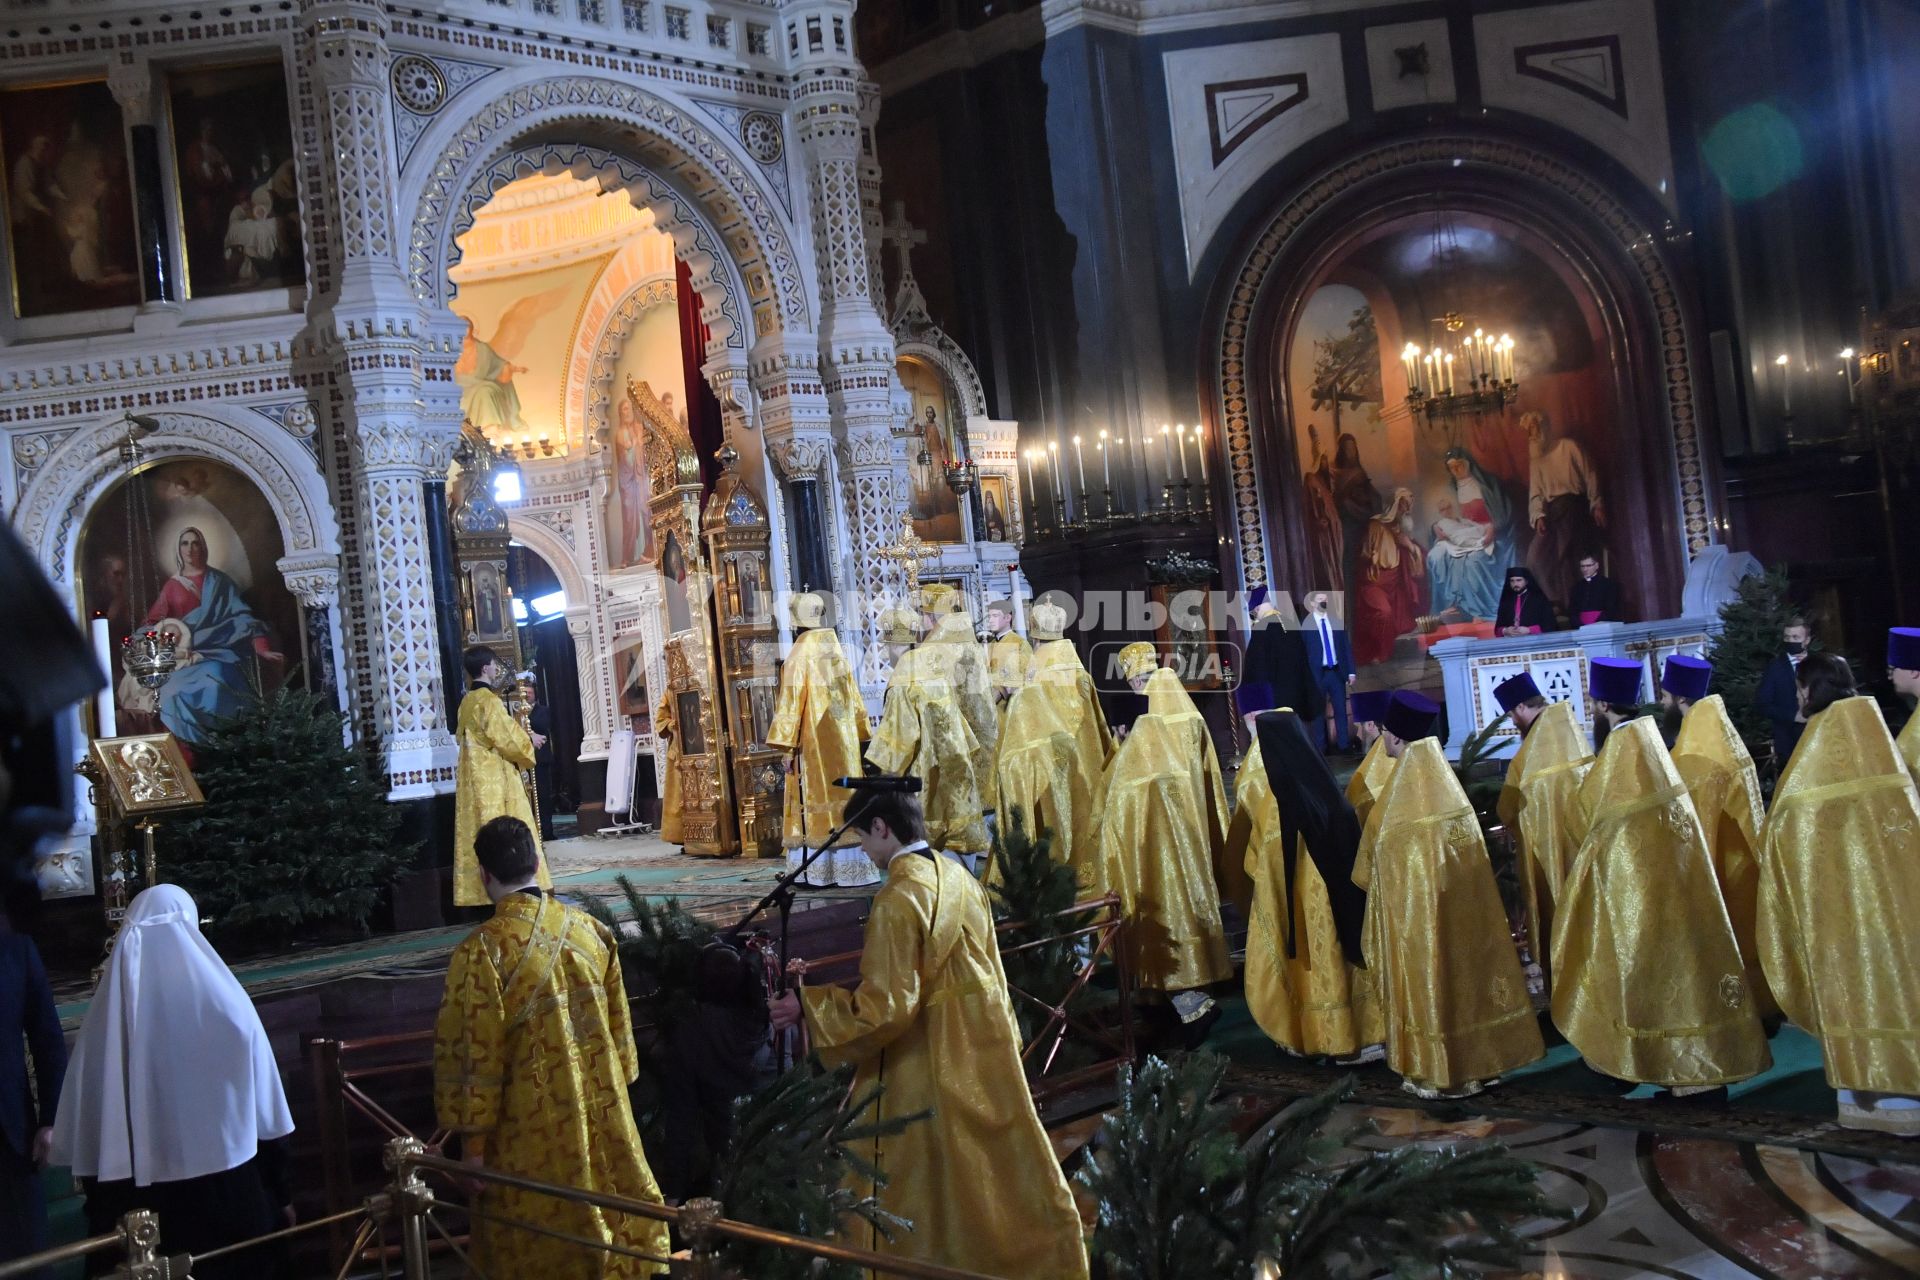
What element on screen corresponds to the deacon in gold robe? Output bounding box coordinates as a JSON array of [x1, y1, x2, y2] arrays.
[[652, 689, 683, 847], [1554, 658, 1770, 1093], [1227, 710, 1379, 1059], [1356, 692, 1543, 1098], [1758, 662, 1920, 1134], [984, 598, 1032, 731], [1664, 657, 1773, 1020], [1343, 691, 1395, 828], [1095, 646, 1231, 1011], [454, 647, 548, 907], [1888, 628, 1920, 786], [992, 601, 1112, 885], [917, 584, 997, 760], [867, 632, 989, 856], [772, 792, 1089, 1280], [767, 592, 875, 887], [1491, 673, 1589, 987], [435, 816, 669, 1276]]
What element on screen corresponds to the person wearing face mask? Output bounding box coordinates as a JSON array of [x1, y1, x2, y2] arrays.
[[1755, 617, 1813, 774]]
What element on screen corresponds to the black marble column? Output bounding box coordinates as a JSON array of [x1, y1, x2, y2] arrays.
[[302, 603, 338, 701], [422, 480, 466, 720], [127, 124, 175, 304], [787, 476, 834, 597]]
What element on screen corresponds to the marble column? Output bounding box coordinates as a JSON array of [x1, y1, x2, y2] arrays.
[[422, 478, 465, 723], [769, 435, 835, 596], [107, 61, 178, 306]]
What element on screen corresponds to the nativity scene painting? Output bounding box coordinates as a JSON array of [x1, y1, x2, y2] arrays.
[[1284, 214, 1620, 686], [80, 459, 300, 761]]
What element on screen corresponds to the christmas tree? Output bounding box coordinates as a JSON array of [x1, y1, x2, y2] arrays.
[[1704, 568, 1802, 766], [707, 1063, 926, 1280], [986, 808, 1104, 1051], [167, 688, 415, 939], [1079, 1053, 1566, 1280]]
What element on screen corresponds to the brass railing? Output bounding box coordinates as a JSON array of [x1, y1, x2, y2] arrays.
[[0, 1136, 1014, 1279]]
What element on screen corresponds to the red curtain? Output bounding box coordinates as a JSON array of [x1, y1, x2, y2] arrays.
[[676, 256, 726, 493]]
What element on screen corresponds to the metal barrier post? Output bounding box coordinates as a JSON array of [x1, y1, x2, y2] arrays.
[[677, 1198, 724, 1280], [104, 1210, 174, 1280], [385, 1136, 436, 1279]]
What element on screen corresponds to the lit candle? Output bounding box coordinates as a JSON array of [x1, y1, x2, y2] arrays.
[[1047, 440, 1065, 518], [1444, 353, 1456, 396], [1195, 426, 1208, 482], [90, 616, 116, 738], [1099, 428, 1112, 488], [1159, 425, 1172, 488], [1175, 424, 1189, 480], [1022, 448, 1038, 517], [1840, 348, 1857, 405], [1072, 434, 1088, 495], [1402, 344, 1416, 392], [1776, 353, 1792, 415]]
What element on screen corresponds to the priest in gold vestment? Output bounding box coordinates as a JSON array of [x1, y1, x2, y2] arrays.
[[772, 792, 1089, 1279], [1758, 657, 1920, 1134], [985, 598, 1032, 731], [1228, 710, 1379, 1059], [767, 593, 874, 887], [1357, 692, 1542, 1098], [917, 584, 997, 761], [454, 647, 548, 907], [992, 601, 1112, 886], [867, 632, 989, 856], [1094, 646, 1231, 1010], [1343, 690, 1394, 828], [436, 817, 670, 1276], [1555, 658, 1770, 1093], [1492, 673, 1589, 987], [1665, 657, 1773, 1020], [1888, 628, 1920, 786], [652, 688, 683, 847]]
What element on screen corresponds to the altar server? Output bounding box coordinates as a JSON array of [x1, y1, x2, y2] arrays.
[[1228, 709, 1379, 1059], [984, 598, 1032, 730], [1356, 692, 1542, 1097], [1758, 654, 1920, 1134], [767, 592, 875, 887], [772, 791, 1089, 1279], [1888, 628, 1920, 786], [1555, 658, 1770, 1095], [917, 584, 997, 764], [1493, 672, 1589, 988], [993, 602, 1112, 885], [454, 646, 547, 906], [1666, 656, 1773, 1020], [1344, 689, 1396, 828], [1096, 644, 1231, 1012], [435, 818, 670, 1276]]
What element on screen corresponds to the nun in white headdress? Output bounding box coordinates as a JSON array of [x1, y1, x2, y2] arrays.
[[51, 885, 295, 1278]]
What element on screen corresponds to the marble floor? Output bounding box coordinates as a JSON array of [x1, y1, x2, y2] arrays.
[[1338, 1105, 1920, 1279]]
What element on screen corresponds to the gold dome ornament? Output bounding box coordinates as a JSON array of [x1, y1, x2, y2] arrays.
[[881, 607, 924, 647]]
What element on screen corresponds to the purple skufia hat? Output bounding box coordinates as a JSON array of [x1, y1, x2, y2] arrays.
[[1493, 671, 1540, 713], [1350, 689, 1391, 725], [1382, 690, 1439, 742], [1661, 654, 1712, 702], [1889, 628, 1920, 672], [1588, 656, 1643, 707]]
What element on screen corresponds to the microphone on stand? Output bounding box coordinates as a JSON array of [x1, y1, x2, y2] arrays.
[[832, 775, 923, 792]]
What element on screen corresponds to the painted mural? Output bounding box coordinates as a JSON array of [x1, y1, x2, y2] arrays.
[[1285, 217, 1617, 681], [450, 254, 604, 448], [82, 459, 300, 758], [167, 62, 304, 298], [607, 303, 683, 568], [898, 355, 965, 543], [0, 80, 141, 318]]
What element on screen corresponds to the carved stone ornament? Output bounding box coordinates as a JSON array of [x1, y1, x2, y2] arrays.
[[769, 435, 831, 480], [391, 54, 448, 114]]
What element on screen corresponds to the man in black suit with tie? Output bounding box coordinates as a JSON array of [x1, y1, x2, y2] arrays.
[[1, 904, 65, 1276], [1305, 591, 1357, 753], [1755, 616, 1813, 773]]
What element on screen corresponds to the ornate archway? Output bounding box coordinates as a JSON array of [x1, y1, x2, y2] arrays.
[[1211, 132, 1714, 604], [401, 72, 812, 351]]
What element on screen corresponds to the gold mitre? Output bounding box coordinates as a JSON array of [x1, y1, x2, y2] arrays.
[[1030, 601, 1068, 642], [917, 583, 964, 615], [789, 592, 827, 630], [1118, 641, 1159, 681], [881, 607, 923, 646]]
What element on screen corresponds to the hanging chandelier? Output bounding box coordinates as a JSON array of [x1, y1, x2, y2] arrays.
[[1399, 207, 1522, 421]]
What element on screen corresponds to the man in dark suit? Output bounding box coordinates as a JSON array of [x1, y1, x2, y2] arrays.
[[1567, 555, 1621, 625], [1, 914, 64, 1275], [1755, 616, 1812, 772], [1304, 591, 1357, 753]]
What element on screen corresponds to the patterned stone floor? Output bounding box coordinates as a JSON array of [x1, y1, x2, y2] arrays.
[[1339, 1104, 1920, 1279]]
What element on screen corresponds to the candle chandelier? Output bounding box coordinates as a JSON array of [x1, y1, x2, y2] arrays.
[[1399, 209, 1522, 421]]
